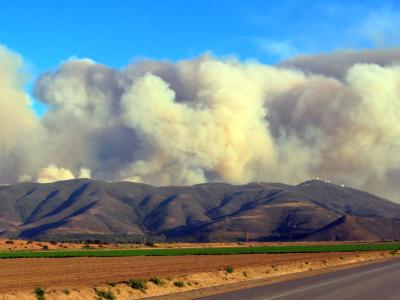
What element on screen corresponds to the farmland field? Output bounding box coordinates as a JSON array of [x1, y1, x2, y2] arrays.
[[0, 250, 398, 298], [1, 242, 399, 259]]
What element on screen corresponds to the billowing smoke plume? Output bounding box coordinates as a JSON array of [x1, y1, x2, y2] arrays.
[[34, 165, 91, 183], [2, 45, 400, 202], [0, 46, 45, 182]]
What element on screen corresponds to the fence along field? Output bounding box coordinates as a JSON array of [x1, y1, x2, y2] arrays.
[[1, 242, 399, 259]]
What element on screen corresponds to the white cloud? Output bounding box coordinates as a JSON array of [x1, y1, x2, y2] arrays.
[[353, 9, 400, 47], [257, 38, 299, 60]]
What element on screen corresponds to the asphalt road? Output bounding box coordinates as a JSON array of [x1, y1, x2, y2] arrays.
[[200, 259, 400, 300]]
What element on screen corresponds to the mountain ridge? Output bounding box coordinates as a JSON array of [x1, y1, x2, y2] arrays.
[[0, 179, 399, 242]]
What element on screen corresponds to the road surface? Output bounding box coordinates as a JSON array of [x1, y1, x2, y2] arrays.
[[200, 259, 400, 300]]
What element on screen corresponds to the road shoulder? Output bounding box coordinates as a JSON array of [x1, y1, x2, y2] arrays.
[[148, 257, 397, 300]]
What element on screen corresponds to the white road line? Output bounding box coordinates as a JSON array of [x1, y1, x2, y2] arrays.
[[263, 261, 400, 300]]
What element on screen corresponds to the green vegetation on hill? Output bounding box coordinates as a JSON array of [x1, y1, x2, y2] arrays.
[[0, 243, 399, 259]]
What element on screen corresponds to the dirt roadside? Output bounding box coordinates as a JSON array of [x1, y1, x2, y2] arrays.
[[148, 257, 398, 300], [0, 239, 378, 251], [0, 250, 398, 299]]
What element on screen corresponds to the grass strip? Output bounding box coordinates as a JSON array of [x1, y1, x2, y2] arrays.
[[0, 243, 399, 259]]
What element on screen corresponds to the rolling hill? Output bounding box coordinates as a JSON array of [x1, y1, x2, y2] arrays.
[[0, 179, 399, 242]]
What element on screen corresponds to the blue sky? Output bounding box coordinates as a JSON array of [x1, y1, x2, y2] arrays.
[[1, 0, 399, 115]]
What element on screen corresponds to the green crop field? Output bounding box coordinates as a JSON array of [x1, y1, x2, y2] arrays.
[[0, 243, 399, 259]]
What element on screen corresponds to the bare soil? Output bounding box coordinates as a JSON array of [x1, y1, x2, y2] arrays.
[[0, 252, 334, 292], [0, 251, 397, 299]]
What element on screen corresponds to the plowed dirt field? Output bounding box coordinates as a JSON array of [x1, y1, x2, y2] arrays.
[[0, 251, 386, 292]]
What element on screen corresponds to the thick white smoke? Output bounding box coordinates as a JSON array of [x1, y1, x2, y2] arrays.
[[0, 46, 45, 183], [34, 164, 91, 183], [1, 45, 400, 202]]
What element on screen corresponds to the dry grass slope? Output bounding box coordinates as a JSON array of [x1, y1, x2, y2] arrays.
[[0, 179, 400, 242]]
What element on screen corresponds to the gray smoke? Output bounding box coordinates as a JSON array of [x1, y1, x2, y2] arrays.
[[1, 45, 400, 202]]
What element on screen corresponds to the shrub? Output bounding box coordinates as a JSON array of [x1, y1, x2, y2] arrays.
[[128, 279, 148, 292], [34, 287, 45, 300], [145, 241, 155, 247], [82, 244, 93, 250], [225, 265, 234, 273], [95, 289, 116, 300], [174, 281, 185, 288], [63, 288, 70, 295], [149, 276, 165, 286], [42, 245, 49, 250], [5, 240, 14, 244]]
